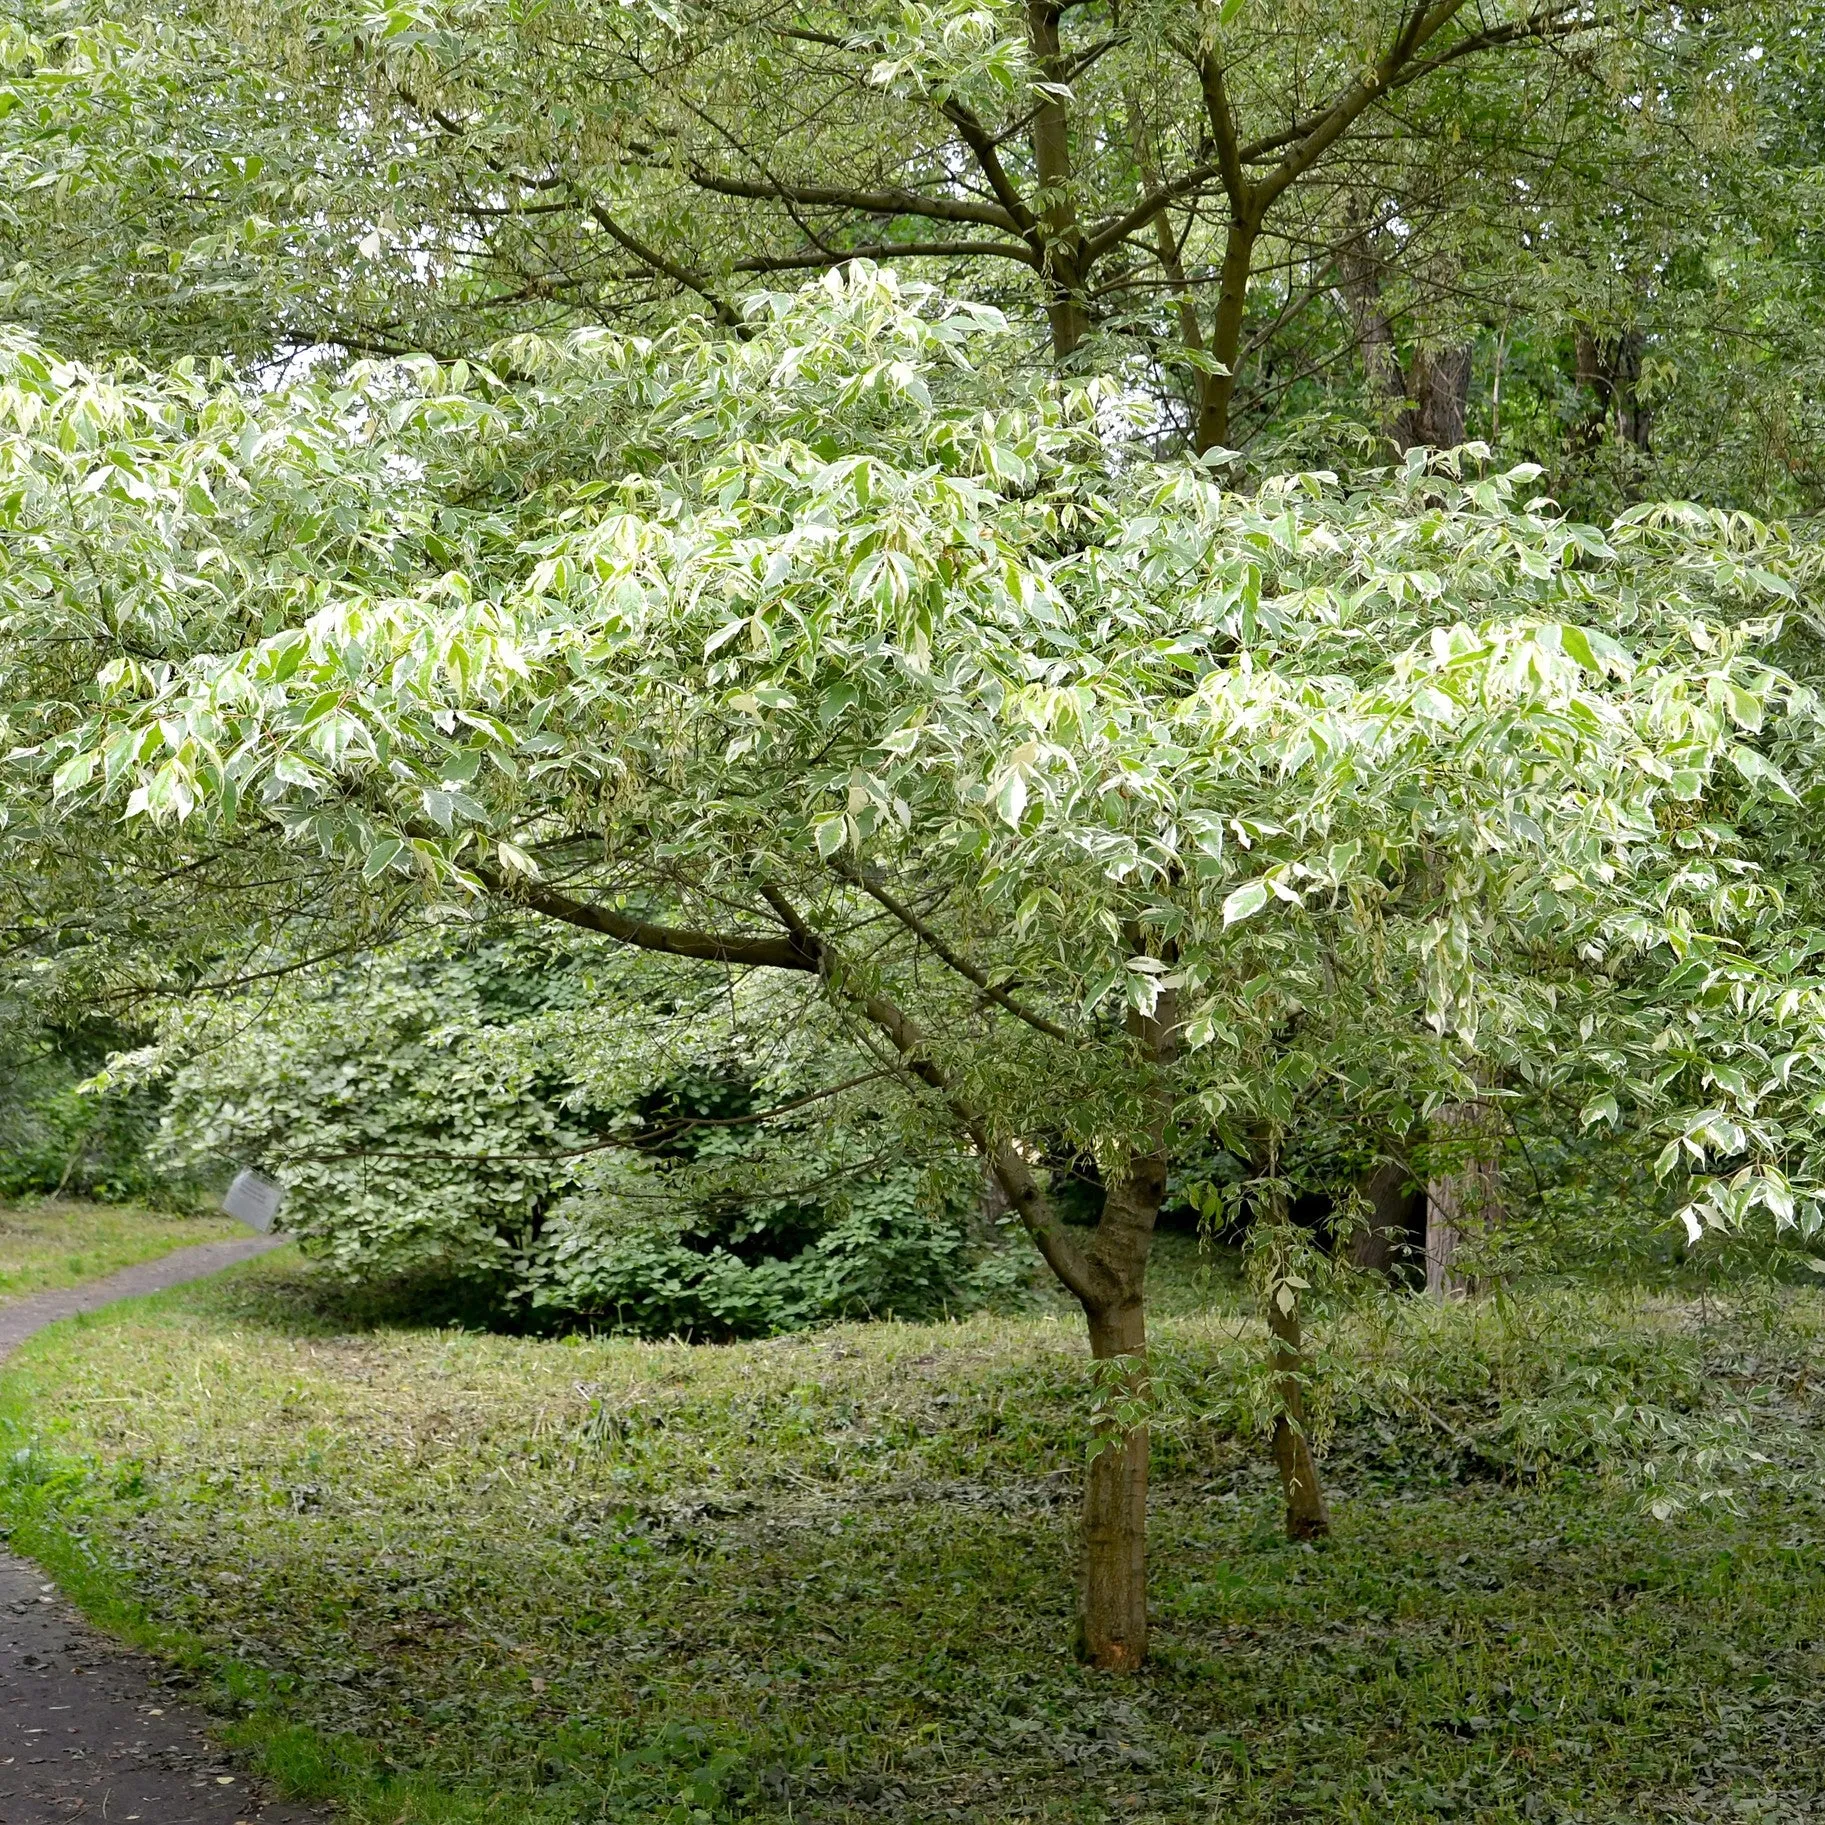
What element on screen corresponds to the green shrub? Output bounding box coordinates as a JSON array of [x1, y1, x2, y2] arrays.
[[147, 922, 1018, 1334]]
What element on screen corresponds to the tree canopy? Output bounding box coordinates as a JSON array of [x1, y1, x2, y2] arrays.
[[5, 264, 1825, 1659]]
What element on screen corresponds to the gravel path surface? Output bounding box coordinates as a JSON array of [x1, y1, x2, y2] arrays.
[[0, 1234, 329, 1824]]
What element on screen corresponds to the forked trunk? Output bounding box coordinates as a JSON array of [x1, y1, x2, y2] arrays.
[[1266, 1274, 1331, 1540], [1080, 1299, 1148, 1670]]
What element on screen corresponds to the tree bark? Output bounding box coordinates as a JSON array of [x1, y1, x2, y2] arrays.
[[1574, 328, 1650, 452], [1252, 1165, 1332, 1541], [1025, 0, 1089, 358], [1410, 343, 1472, 448], [1196, 218, 1259, 453], [1071, 982, 1175, 1668], [1336, 208, 1414, 450], [1425, 1099, 1503, 1298], [1336, 206, 1471, 457], [1265, 1284, 1331, 1539], [1080, 1296, 1149, 1670], [1347, 1157, 1421, 1278]]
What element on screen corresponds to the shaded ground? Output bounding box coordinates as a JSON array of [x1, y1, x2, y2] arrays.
[[0, 1234, 322, 1825], [2, 1243, 1822, 1823]]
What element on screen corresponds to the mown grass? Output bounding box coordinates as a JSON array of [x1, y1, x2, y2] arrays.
[[1, 1236, 1823, 1824], [0, 1198, 244, 1303]]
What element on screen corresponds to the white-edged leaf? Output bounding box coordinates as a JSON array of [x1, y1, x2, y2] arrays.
[[1223, 879, 1269, 925]]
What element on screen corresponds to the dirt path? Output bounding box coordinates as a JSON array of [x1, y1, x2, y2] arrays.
[[1, 1236, 328, 1824]]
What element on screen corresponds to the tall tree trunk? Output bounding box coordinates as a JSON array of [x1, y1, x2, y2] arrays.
[[1337, 209, 1416, 452], [1080, 1294, 1149, 1669], [1425, 1100, 1503, 1298], [1044, 274, 1090, 360]]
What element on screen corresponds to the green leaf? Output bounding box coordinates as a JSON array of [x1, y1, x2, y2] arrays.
[[362, 837, 404, 880], [1729, 746, 1797, 802]]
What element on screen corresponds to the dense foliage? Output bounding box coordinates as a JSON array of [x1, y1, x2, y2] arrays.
[[8, 272, 1823, 1240], [5, 0, 1821, 505], [4, 0, 1825, 1671], [137, 923, 1013, 1334]]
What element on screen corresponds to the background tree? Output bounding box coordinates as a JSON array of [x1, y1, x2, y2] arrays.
[[9, 0, 1818, 506], [135, 920, 1012, 1334]]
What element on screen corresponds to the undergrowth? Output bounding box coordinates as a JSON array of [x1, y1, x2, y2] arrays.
[[1, 1240, 1822, 1823]]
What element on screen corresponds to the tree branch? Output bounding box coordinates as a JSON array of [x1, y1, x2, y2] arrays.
[[852, 979, 1104, 1305], [729, 239, 1038, 273], [834, 861, 1078, 1045], [1234, 7, 1597, 168], [1251, 0, 1475, 213], [500, 872, 819, 972], [579, 198, 745, 328], [1196, 49, 1252, 215], [1088, 4, 1590, 263], [754, 879, 1107, 1308], [938, 98, 1042, 241], [683, 166, 1023, 234]]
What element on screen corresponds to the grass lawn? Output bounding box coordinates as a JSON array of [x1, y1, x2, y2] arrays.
[[1, 1236, 1822, 1824], [0, 1198, 246, 1304]]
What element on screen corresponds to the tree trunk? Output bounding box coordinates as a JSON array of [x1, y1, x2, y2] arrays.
[[1080, 1297, 1149, 1670], [1073, 981, 1174, 1670], [1347, 1157, 1421, 1278], [1265, 1287, 1331, 1539], [1195, 217, 1258, 453], [1574, 328, 1650, 452], [1026, 0, 1089, 361], [1045, 290, 1089, 359], [1336, 211, 1415, 451], [1410, 343, 1472, 449], [1336, 204, 1472, 456], [1425, 1100, 1503, 1298]]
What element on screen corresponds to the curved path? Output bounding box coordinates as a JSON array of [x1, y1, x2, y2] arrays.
[[0, 1235, 327, 1824]]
